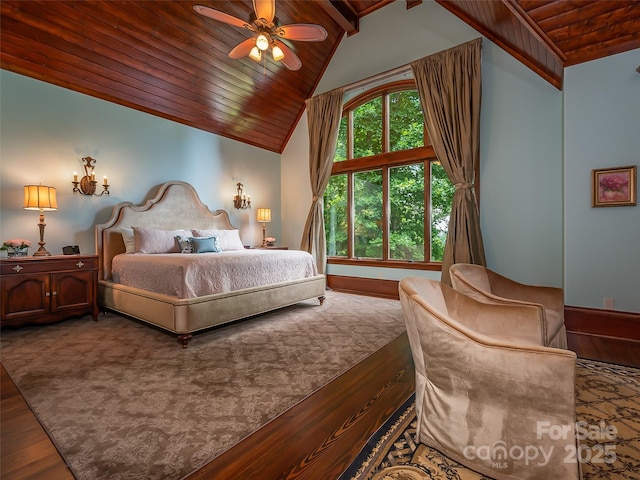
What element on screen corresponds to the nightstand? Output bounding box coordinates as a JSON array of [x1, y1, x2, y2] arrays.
[[1, 255, 99, 328], [258, 246, 289, 250]]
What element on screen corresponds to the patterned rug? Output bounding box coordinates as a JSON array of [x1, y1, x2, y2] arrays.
[[340, 359, 640, 480], [1, 291, 406, 480]]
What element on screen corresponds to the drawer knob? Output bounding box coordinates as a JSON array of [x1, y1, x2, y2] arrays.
[[12, 265, 23, 273], [76, 261, 85, 269]]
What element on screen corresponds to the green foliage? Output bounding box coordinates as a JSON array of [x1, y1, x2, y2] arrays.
[[335, 117, 347, 162], [354, 170, 383, 258], [389, 90, 424, 151], [430, 163, 454, 262], [390, 164, 424, 261], [353, 98, 382, 158], [324, 174, 348, 256]]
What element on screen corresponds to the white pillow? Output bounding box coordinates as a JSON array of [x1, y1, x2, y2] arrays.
[[192, 229, 245, 251], [133, 227, 191, 254], [121, 227, 136, 254]]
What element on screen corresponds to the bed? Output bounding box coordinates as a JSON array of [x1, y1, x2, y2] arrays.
[[95, 181, 326, 347]]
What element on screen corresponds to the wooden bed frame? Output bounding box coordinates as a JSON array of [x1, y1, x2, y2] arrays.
[[95, 181, 326, 347]]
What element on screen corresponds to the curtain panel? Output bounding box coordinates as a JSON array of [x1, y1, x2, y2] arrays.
[[411, 38, 486, 285], [300, 87, 344, 274]]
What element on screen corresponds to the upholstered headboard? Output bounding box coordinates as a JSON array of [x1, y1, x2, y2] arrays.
[[95, 181, 236, 281]]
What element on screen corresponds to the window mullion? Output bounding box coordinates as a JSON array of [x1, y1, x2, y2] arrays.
[[347, 172, 354, 259], [383, 93, 389, 153], [424, 160, 432, 262], [382, 167, 389, 260], [347, 110, 354, 160]]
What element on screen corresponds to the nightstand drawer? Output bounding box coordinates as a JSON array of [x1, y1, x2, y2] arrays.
[[1, 255, 97, 275]]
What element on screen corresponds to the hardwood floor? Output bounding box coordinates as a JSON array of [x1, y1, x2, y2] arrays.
[[1, 332, 415, 480]]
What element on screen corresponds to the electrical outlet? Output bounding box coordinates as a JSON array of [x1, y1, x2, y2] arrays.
[[603, 297, 615, 309]]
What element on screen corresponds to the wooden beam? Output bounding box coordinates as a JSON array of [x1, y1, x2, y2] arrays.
[[316, 0, 359, 36], [501, 0, 567, 63]]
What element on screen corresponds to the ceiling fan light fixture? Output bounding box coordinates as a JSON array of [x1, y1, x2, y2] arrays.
[[272, 45, 284, 61], [249, 46, 262, 62], [256, 34, 270, 51]]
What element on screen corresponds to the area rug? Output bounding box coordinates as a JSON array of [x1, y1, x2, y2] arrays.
[[0, 291, 406, 480], [340, 359, 640, 480]]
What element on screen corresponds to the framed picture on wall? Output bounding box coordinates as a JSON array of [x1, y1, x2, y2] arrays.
[[591, 165, 637, 208]]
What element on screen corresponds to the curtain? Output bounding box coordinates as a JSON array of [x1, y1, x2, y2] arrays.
[[411, 38, 486, 286], [300, 87, 344, 274]]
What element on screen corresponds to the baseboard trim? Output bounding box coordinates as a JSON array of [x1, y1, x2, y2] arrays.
[[564, 306, 640, 367], [326, 276, 640, 367], [327, 275, 399, 300]]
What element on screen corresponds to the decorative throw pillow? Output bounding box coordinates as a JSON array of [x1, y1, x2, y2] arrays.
[[133, 227, 191, 254], [175, 235, 194, 254], [190, 236, 221, 254], [121, 227, 136, 254], [192, 229, 245, 251]]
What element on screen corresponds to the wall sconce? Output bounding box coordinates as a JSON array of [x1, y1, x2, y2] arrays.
[[72, 156, 110, 196], [257, 208, 271, 247], [233, 182, 251, 209], [24, 184, 58, 256]]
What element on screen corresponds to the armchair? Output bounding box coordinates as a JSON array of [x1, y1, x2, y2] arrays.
[[450, 263, 568, 349], [399, 276, 580, 480]]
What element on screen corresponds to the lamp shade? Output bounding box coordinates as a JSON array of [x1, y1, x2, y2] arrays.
[[256, 34, 269, 51], [24, 185, 58, 211], [257, 208, 271, 223], [272, 45, 284, 61]]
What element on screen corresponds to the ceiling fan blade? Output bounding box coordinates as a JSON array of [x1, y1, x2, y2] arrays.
[[276, 24, 328, 42], [253, 0, 275, 24], [229, 37, 257, 59], [276, 42, 302, 71], [193, 5, 250, 29]]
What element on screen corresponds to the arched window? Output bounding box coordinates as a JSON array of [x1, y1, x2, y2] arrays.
[[324, 81, 454, 270]]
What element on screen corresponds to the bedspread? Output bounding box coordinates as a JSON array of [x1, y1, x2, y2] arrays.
[[111, 249, 318, 298]]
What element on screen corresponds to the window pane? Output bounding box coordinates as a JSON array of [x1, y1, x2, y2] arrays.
[[389, 90, 424, 152], [353, 97, 382, 158], [390, 164, 425, 261], [354, 170, 383, 258], [334, 116, 347, 162], [430, 162, 455, 262], [324, 174, 348, 256]]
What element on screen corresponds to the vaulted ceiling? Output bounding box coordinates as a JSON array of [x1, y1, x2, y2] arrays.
[[2, 1, 639, 154]]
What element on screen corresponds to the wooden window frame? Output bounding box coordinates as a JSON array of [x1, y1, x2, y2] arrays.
[[327, 81, 447, 271]]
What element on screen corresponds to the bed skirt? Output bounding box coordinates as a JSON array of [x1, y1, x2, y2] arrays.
[[98, 274, 326, 347]]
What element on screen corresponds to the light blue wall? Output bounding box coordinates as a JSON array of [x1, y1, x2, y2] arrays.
[[0, 71, 280, 256], [281, 0, 564, 287], [564, 49, 640, 313]]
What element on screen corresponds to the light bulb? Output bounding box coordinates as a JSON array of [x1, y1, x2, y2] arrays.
[[272, 45, 284, 61], [249, 46, 262, 62], [256, 34, 269, 51]]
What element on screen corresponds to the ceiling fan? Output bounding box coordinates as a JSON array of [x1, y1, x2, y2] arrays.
[[193, 0, 328, 71]]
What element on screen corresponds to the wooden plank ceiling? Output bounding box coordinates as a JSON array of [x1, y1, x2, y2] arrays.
[[2, 1, 639, 154]]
